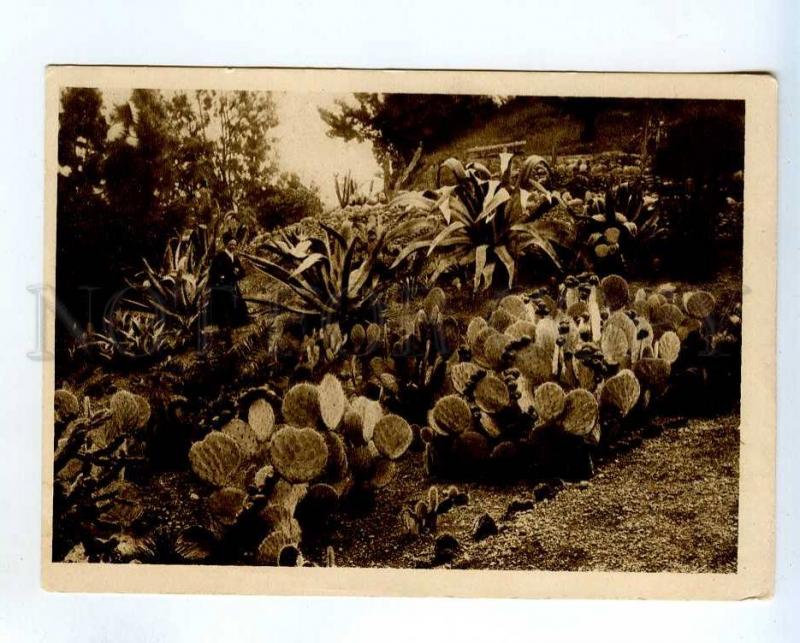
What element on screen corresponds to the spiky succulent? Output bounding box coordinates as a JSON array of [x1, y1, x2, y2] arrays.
[[244, 219, 416, 329], [389, 154, 571, 291]]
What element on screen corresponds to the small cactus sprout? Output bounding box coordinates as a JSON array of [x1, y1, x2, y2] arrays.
[[682, 290, 716, 319], [189, 432, 243, 487], [600, 369, 641, 417], [349, 323, 367, 351], [349, 396, 383, 442], [600, 274, 630, 311], [372, 414, 413, 460], [207, 486, 248, 526], [282, 382, 321, 428], [269, 426, 329, 483], [601, 323, 629, 365], [450, 362, 484, 395], [474, 375, 510, 414], [429, 395, 472, 435], [498, 294, 528, 319], [54, 388, 80, 423], [561, 389, 599, 436], [466, 316, 488, 346], [533, 382, 566, 424], [247, 398, 276, 442], [423, 287, 447, 319], [656, 330, 681, 364], [221, 419, 259, 459], [318, 374, 346, 430], [325, 546, 337, 568], [505, 319, 537, 341]]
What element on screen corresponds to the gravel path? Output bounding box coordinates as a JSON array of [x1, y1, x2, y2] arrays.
[[326, 414, 739, 572]]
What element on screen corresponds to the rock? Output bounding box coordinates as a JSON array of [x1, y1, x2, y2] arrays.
[[434, 533, 460, 562], [504, 497, 535, 519], [472, 513, 498, 541], [533, 479, 564, 502]]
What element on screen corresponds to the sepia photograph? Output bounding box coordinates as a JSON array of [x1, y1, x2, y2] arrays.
[[41, 68, 776, 598]]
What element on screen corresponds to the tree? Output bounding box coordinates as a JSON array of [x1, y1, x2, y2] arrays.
[[319, 93, 500, 187], [253, 172, 323, 230]]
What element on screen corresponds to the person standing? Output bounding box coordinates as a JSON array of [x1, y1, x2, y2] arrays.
[[206, 232, 249, 331]]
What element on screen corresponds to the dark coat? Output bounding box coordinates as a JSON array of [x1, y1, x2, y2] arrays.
[[206, 250, 249, 327]]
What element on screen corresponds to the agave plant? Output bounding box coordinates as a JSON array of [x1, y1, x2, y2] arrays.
[[82, 310, 180, 366], [243, 219, 414, 329], [389, 154, 571, 292], [578, 181, 667, 272], [127, 210, 250, 334]]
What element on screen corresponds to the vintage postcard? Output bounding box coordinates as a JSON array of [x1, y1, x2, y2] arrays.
[[41, 67, 776, 598]]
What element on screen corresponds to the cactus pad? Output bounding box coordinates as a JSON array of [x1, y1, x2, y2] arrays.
[[600, 369, 641, 417], [479, 412, 503, 439], [54, 389, 80, 423], [189, 432, 242, 487], [110, 390, 149, 433], [366, 323, 382, 347], [499, 294, 528, 319], [452, 431, 491, 468], [423, 287, 447, 318], [372, 414, 413, 460], [534, 318, 558, 354], [348, 441, 379, 478], [489, 308, 514, 333], [533, 381, 566, 424], [323, 431, 349, 481], [683, 290, 716, 319], [657, 331, 681, 364], [466, 316, 488, 346], [450, 362, 484, 394], [349, 323, 366, 349], [561, 389, 599, 436], [269, 426, 329, 483], [474, 375, 510, 414], [606, 310, 637, 353], [350, 396, 383, 441], [601, 324, 629, 364], [281, 382, 321, 428], [370, 459, 397, 488], [257, 521, 302, 566], [318, 374, 346, 430], [513, 344, 552, 385], [429, 395, 472, 435], [634, 358, 671, 394], [600, 274, 630, 310], [221, 419, 259, 459], [207, 486, 247, 526], [341, 408, 366, 445], [505, 319, 537, 340], [484, 332, 512, 370], [247, 398, 275, 442]]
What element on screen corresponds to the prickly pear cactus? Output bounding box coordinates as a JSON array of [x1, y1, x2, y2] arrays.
[[269, 426, 329, 483], [372, 414, 413, 460], [600, 369, 641, 417], [281, 382, 321, 428], [189, 432, 243, 487]]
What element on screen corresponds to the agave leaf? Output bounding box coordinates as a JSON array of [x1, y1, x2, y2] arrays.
[[494, 244, 516, 288], [427, 221, 466, 257], [474, 244, 488, 291]]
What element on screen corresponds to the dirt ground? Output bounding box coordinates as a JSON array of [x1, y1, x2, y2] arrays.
[[322, 413, 739, 572]]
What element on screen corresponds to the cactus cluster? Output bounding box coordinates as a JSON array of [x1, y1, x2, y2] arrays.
[[53, 387, 152, 562], [419, 273, 715, 480], [187, 373, 414, 565]]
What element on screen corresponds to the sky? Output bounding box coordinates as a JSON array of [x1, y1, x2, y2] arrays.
[[272, 92, 381, 206], [99, 88, 381, 208]]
